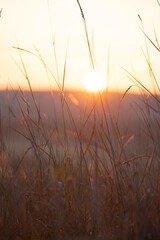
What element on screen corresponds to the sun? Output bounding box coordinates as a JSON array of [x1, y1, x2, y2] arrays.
[[83, 71, 106, 92]]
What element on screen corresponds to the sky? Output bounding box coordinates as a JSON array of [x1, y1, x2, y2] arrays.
[[1, 0, 160, 93]]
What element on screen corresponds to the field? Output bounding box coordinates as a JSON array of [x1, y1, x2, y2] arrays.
[[0, 89, 160, 240]]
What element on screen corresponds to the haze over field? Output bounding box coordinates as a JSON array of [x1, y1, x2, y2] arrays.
[[0, 89, 158, 157]]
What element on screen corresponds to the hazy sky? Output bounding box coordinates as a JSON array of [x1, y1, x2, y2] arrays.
[[1, 0, 160, 92]]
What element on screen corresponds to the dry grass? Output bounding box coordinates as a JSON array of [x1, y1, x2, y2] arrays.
[[0, 88, 160, 240], [0, 1, 160, 239]]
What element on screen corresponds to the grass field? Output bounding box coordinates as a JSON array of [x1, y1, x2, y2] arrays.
[[0, 89, 160, 240], [1, 1, 160, 239]]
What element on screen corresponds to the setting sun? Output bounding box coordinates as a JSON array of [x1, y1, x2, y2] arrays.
[[83, 71, 106, 92]]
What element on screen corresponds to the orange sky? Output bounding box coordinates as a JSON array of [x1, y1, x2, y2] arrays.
[[1, 0, 160, 93]]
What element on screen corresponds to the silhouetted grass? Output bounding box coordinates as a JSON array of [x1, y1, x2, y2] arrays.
[[0, 1, 160, 240]]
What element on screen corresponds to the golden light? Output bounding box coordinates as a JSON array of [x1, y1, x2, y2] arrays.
[[83, 71, 106, 92]]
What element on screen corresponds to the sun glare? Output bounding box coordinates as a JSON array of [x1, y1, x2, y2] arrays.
[[83, 71, 106, 92]]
